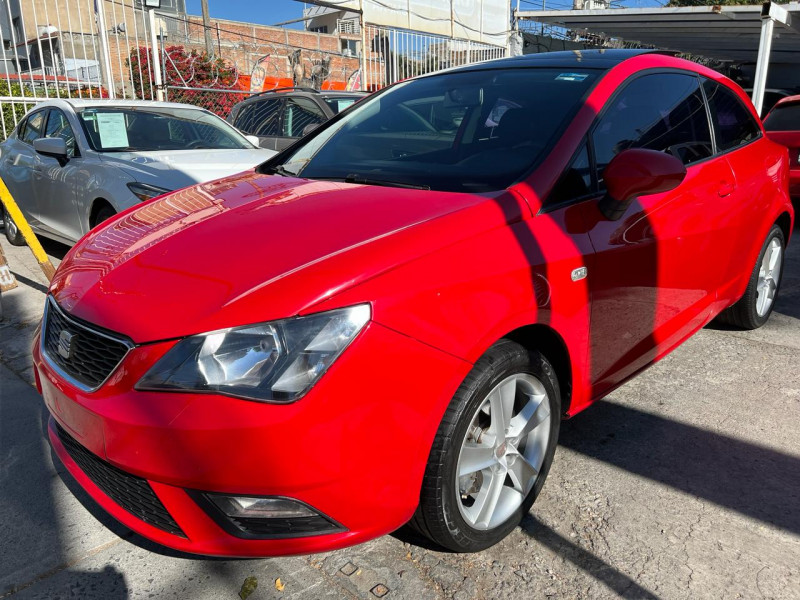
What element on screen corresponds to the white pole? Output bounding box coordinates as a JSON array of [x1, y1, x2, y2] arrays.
[[148, 9, 165, 101], [752, 17, 774, 117], [95, 0, 116, 98]]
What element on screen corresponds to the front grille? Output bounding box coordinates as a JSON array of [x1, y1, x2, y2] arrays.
[[42, 297, 132, 390], [56, 423, 185, 537]]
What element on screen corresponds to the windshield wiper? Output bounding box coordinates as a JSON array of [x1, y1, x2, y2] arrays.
[[344, 174, 430, 190], [269, 165, 298, 177]]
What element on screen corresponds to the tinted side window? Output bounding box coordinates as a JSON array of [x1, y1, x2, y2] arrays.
[[593, 73, 713, 185], [549, 141, 594, 206], [44, 109, 78, 158], [703, 80, 760, 151], [21, 110, 46, 144], [283, 97, 325, 137], [234, 99, 281, 137], [763, 104, 800, 132]]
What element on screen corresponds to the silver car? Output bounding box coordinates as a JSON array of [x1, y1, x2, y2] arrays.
[[1, 99, 276, 246]]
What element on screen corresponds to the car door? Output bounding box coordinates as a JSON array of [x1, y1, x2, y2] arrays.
[[1, 109, 47, 228], [233, 98, 282, 150], [32, 108, 83, 242], [701, 78, 769, 303], [278, 96, 325, 150], [576, 71, 736, 396]]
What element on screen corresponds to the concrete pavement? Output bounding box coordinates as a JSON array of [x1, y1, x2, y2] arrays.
[[1, 229, 798, 599]]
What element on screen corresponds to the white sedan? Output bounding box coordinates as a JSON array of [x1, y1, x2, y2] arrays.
[[0, 99, 276, 246]]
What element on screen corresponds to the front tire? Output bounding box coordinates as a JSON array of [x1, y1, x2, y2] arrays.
[[716, 224, 785, 330], [411, 339, 561, 552], [91, 205, 116, 229], [3, 205, 26, 246]]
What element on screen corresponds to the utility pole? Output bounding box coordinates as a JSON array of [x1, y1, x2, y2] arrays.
[[201, 0, 214, 57]]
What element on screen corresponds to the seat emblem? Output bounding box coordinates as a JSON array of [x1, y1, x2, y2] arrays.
[[58, 330, 76, 360]]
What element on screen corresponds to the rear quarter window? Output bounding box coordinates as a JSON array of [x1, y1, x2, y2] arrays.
[[703, 80, 761, 151]]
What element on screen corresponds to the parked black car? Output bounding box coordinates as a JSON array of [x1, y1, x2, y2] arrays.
[[228, 87, 367, 151]]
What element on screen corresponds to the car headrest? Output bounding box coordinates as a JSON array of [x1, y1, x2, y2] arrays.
[[496, 108, 535, 141]]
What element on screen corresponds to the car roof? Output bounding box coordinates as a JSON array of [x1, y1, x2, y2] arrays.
[[318, 91, 366, 97], [31, 98, 209, 111], [447, 49, 670, 74], [771, 94, 800, 109]]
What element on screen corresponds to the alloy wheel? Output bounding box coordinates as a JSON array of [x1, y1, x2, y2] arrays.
[[455, 373, 551, 530], [756, 237, 782, 317]]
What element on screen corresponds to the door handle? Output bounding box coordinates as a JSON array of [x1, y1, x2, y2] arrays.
[[717, 182, 735, 197]]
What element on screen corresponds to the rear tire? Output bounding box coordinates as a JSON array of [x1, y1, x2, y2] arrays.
[[715, 224, 785, 330], [3, 205, 26, 246], [411, 339, 560, 552]]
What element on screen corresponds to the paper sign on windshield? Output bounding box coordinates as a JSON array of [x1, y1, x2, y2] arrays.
[[97, 113, 129, 148]]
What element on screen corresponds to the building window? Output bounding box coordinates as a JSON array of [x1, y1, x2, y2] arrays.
[[341, 39, 358, 57]]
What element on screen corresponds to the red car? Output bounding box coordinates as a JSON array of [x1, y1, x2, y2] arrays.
[[33, 50, 793, 557], [763, 94, 800, 198]]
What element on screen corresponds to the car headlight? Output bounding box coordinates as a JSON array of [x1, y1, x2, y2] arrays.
[[136, 304, 370, 402], [127, 182, 172, 202]]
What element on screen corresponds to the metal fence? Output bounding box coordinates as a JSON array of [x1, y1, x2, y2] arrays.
[[361, 24, 507, 91], [0, 0, 158, 138], [0, 1, 509, 136]]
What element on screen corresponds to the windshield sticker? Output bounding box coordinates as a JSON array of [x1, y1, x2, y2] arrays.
[[97, 112, 129, 148], [556, 73, 589, 82]]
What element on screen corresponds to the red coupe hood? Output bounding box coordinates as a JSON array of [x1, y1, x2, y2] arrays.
[[50, 172, 503, 343]]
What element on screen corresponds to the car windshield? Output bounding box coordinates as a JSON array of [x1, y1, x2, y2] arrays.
[[265, 67, 600, 192], [323, 96, 361, 114], [77, 106, 253, 152], [763, 103, 800, 132]]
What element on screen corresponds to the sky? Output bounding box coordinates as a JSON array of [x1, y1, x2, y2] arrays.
[[183, 0, 310, 28], [183, 0, 670, 29]]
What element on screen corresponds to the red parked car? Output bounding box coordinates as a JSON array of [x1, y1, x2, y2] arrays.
[[33, 50, 793, 557], [763, 94, 800, 198]]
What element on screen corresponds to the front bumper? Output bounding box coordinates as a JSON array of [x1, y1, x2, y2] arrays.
[[34, 320, 470, 557]]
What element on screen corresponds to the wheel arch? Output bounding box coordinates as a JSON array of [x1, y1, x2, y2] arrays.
[[89, 198, 114, 228], [503, 323, 573, 416], [776, 210, 793, 244]]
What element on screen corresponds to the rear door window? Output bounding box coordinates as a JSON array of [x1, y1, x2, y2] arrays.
[[703, 79, 761, 151], [593, 73, 713, 187], [234, 99, 281, 137]]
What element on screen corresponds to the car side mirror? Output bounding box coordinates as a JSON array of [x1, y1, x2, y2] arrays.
[[598, 149, 686, 221], [244, 134, 260, 147], [33, 137, 68, 165], [301, 123, 319, 136]]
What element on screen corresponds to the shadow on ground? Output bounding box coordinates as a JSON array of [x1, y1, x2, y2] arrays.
[[558, 400, 800, 535]]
